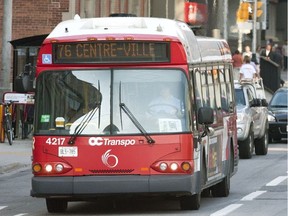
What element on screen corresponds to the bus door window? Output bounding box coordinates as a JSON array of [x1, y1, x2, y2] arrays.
[[214, 69, 222, 110], [194, 69, 203, 109], [219, 69, 229, 112], [207, 70, 215, 109], [225, 67, 234, 112], [200, 69, 209, 107]]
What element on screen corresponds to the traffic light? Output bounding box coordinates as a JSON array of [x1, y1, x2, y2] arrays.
[[248, 1, 264, 19], [236, 2, 250, 22], [256, 1, 263, 17]]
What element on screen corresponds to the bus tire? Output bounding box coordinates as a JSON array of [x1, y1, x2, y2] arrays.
[[46, 198, 68, 213], [255, 123, 268, 155], [238, 125, 254, 159], [211, 148, 232, 197], [180, 193, 201, 210]]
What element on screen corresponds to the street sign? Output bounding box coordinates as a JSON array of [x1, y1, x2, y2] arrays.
[[3, 92, 35, 104]]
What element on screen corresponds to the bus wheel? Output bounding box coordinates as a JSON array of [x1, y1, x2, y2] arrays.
[[239, 126, 254, 159], [180, 193, 201, 210], [46, 198, 68, 213], [211, 149, 232, 197], [255, 123, 268, 155]]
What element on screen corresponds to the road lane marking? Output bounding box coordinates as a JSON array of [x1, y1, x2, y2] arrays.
[[241, 190, 267, 201], [210, 204, 243, 216], [14, 214, 28, 216], [268, 147, 288, 152], [266, 176, 288, 186], [0, 206, 7, 210]]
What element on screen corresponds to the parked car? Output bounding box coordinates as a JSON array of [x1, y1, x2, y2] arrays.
[[267, 86, 288, 142], [234, 79, 269, 159]]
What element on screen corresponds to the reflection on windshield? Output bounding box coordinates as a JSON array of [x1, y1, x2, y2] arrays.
[[270, 92, 288, 107], [35, 69, 190, 135], [235, 89, 245, 106]]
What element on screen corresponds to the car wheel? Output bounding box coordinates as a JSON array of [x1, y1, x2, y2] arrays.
[[239, 125, 254, 159], [255, 123, 269, 155]]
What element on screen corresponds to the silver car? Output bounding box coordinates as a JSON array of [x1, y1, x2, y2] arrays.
[[234, 79, 269, 159]]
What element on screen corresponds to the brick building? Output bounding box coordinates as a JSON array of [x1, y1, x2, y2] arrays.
[[0, 0, 286, 95]]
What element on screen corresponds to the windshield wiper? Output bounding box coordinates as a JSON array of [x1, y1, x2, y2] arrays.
[[68, 80, 102, 145], [68, 103, 100, 145], [119, 82, 155, 144]]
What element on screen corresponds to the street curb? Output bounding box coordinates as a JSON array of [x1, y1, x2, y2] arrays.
[[0, 162, 30, 174]]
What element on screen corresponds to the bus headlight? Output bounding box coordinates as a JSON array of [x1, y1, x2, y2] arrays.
[[170, 163, 178, 171], [151, 161, 193, 173], [45, 164, 53, 172], [159, 162, 168, 171], [55, 164, 64, 172]]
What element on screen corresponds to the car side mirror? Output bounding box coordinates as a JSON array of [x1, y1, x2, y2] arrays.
[[261, 99, 268, 107], [251, 98, 261, 107]]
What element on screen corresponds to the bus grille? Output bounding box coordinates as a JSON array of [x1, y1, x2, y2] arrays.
[[89, 169, 134, 174]]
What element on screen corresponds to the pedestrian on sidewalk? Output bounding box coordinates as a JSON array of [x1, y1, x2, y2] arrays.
[[260, 43, 274, 61], [282, 40, 288, 71], [242, 45, 252, 59], [239, 56, 257, 80], [232, 50, 243, 80]]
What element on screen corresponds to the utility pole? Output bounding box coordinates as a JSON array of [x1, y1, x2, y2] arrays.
[[1, 0, 13, 96], [223, 0, 228, 40], [252, 0, 257, 53]]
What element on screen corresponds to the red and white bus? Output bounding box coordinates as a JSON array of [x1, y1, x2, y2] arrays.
[[31, 17, 238, 213]]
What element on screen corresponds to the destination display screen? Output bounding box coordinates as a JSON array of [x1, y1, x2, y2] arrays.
[[53, 41, 170, 63]]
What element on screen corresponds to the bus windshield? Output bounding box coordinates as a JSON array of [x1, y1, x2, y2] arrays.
[[34, 69, 190, 135]]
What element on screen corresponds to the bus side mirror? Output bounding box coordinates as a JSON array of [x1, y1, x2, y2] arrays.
[[198, 107, 214, 125]]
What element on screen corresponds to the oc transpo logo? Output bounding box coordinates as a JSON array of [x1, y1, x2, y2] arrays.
[[88, 137, 135, 147], [101, 149, 118, 168]]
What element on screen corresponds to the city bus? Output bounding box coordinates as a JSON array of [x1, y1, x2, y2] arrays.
[[30, 16, 238, 213]]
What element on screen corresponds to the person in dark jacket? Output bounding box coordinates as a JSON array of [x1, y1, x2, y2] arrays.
[[260, 44, 274, 60]]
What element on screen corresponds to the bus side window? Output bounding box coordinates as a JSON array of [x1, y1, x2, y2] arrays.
[[225, 68, 233, 111], [201, 70, 209, 107], [194, 70, 203, 108], [219, 70, 228, 112]]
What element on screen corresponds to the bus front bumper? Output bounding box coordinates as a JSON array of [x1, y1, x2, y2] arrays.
[[31, 174, 198, 198]]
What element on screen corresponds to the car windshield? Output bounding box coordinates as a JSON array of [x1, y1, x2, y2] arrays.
[[269, 90, 288, 108], [34, 69, 190, 135], [235, 89, 246, 106]]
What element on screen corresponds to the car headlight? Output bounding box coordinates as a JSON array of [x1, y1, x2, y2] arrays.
[[268, 113, 276, 122], [237, 113, 245, 122]]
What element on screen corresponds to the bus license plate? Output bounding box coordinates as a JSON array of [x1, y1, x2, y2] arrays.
[[58, 146, 78, 157]]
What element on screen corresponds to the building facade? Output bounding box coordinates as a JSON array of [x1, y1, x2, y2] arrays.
[[0, 0, 287, 95]]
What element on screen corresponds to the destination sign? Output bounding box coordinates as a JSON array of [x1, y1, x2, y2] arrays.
[[53, 41, 170, 63]]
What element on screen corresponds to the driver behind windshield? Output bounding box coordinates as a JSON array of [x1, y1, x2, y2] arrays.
[[148, 85, 181, 118]]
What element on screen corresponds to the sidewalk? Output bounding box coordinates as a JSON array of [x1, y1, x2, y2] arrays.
[[265, 69, 287, 102], [0, 138, 32, 175]]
